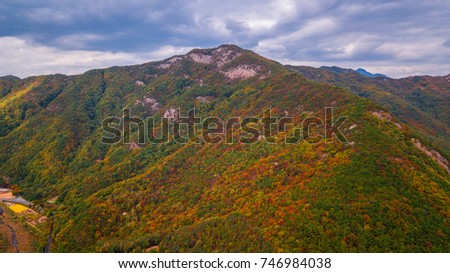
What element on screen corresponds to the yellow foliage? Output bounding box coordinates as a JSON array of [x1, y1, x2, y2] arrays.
[[0, 80, 40, 108], [9, 204, 28, 213]]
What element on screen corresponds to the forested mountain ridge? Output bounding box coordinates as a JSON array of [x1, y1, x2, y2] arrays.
[[1, 45, 449, 252], [286, 65, 450, 156]]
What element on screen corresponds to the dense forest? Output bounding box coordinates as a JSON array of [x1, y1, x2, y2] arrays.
[[1, 45, 449, 252]]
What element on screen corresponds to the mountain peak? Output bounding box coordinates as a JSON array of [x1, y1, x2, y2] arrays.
[[0, 75, 21, 81], [188, 44, 244, 54], [154, 44, 273, 81], [157, 44, 246, 69], [186, 44, 246, 66], [355, 68, 389, 78]]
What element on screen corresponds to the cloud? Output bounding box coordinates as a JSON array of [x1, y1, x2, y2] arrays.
[[374, 39, 449, 62], [254, 17, 337, 54], [0, 0, 449, 78], [54, 34, 108, 49], [146, 45, 194, 60], [0, 37, 191, 78], [249, 0, 450, 78], [24, 7, 73, 24]]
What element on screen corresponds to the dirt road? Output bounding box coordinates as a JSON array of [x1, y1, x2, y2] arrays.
[[0, 207, 35, 252]]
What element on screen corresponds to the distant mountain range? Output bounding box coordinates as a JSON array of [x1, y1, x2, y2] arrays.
[[1, 45, 449, 252], [318, 66, 389, 78], [355, 68, 389, 78]]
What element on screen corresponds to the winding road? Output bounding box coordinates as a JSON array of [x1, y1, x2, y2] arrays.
[[0, 219, 19, 252]]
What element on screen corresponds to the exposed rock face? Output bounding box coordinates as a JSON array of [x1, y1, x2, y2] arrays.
[[189, 53, 213, 64], [129, 141, 141, 150], [371, 110, 392, 121], [412, 138, 449, 173], [163, 107, 179, 121], [158, 45, 243, 71], [394, 122, 402, 129], [195, 96, 213, 103], [222, 65, 259, 80], [371, 110, 402, 128], [189, 45, 242, 67], [135, 80, 145, 86], [158, 56, 183, 69], [134, 96, 161, 111], [154, 45, 262, 82], [211, 46, 242, 67]]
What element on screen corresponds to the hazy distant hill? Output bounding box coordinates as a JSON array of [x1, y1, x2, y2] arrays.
[[355, 68, 389, 78], [1, 45, 449, 252], [319, 66, 389, 78]]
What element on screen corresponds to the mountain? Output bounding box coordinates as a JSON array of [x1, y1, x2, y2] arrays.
[[355, 68, 389, 78], [286, 65, 450, 157], [321, 66, 355, 75], [317, 66, 389, 78], [1, 45, 449, 252]]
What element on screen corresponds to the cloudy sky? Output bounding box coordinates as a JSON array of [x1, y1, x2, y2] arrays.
[[1, 0, 449, 78]]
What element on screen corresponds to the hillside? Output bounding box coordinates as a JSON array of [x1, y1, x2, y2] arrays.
[[1, 45, 449, 252], [287, 65, 450, 156]]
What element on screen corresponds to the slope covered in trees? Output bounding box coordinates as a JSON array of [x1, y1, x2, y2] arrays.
[[1, 45, 449, 252], [287, 65, 450, 156]]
